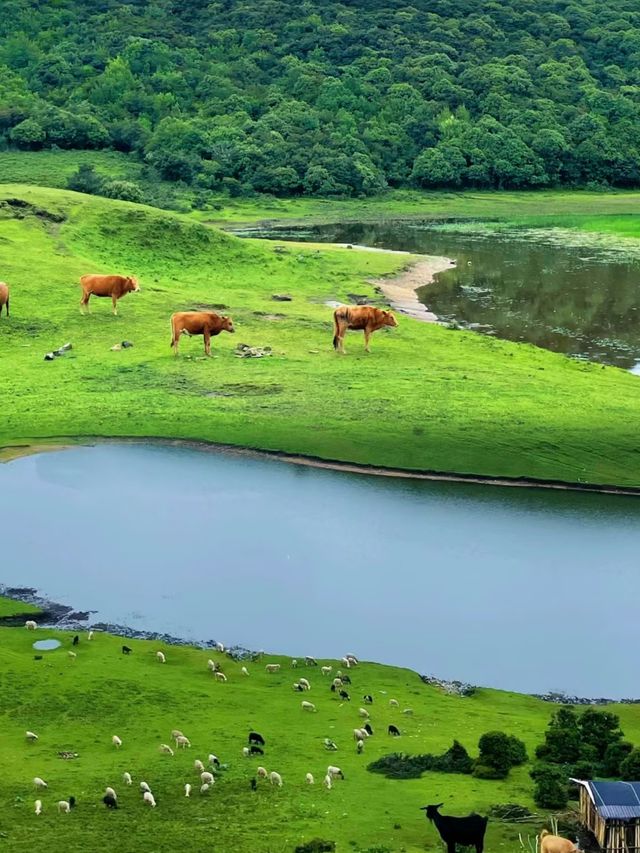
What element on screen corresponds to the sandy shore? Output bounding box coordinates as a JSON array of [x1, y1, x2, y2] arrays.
[[370, 255, 455, 320]]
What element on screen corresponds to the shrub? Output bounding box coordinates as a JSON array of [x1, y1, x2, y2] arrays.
[[101, 180, 145, 203], [437, 740, 474, 774], [294, 840, 335, 853], [603, 741, 634, 776], [477, 731, 527, 775], [66, 163, 104, 195], [367, 740, 472, 779], [620, 748, 640, 781], [530, 764, 569, 809], [473, 763, 508, 780]]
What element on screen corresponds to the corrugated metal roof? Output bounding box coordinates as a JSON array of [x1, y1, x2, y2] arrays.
[[582, 781, 640, 819]]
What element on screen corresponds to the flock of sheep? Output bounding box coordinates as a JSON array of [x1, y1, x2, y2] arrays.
[[21, 622, 412, 819]]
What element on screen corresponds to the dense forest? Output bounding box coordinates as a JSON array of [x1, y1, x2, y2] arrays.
[[2, 0, 640, 196]]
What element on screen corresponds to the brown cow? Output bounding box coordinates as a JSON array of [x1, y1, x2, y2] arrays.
[[332, 305, 398, 353], [539, 830, 578, 853], [170, 311, 235, 356], [79, 274, 140, 315], [0, 282, 9, 317]]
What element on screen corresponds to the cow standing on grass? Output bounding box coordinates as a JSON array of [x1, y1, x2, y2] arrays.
[[170, 311, 235, 356], [0, 282, 9, 316], [79, 274, 140, 315], [332, 305, 398, 353]]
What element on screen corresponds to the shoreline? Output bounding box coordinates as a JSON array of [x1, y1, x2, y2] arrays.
[[3, 435, 640, 497], [1, 584, 637, 706], [370, 254, 455, 321]]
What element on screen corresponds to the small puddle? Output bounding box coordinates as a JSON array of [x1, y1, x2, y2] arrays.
[[33, 638, 61, 651]]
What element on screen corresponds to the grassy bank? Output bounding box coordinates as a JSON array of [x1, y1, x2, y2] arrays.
[[0, 184, 640, 487], [3, 613, 639, 853]]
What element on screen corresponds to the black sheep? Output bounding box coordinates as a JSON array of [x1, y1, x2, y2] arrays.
[[388, 724, 401, 736], [72, 635, 79, 646], [248, 731, 265, 746], [363, 694, 373, 704], [340, 674, 351, 685], [250, 778, 257, 791], [102, 794, 118, 809], [421, 803, 488, 853], [363, 723, 373, 736], [250, 745, 264, 755], [339, 690, 350, 701], [122, 645, 132, 655]]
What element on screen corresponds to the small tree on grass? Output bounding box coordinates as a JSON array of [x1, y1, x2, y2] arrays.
[[620, 748, 640, 781], [530, 764, 569, 809], [474, 731, 528, 779], [66, 163, 104, 196]]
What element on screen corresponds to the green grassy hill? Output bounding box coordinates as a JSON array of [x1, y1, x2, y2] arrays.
[[1, 184, 640, 487], [3, 613, 638, 853]]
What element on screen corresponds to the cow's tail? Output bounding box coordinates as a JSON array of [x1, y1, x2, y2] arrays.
[[539, 830, 549, 840], [4, 295, 8, 316], [169, 316, 176, 348], [333, 307, 347, 350]]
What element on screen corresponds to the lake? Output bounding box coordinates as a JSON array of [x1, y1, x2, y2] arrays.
[[2, 443, 639, 698], [234, 222, 640, 370]]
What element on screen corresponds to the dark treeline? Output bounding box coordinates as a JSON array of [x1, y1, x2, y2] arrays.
[[2, 0, 640, 196]]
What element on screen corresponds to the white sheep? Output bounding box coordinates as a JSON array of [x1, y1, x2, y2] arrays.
[[321, 666, 332, 676], [332, 678, 343, 689], [323, 774, 332, 790], [171, 729, 184, 739], [184, 783, 191, 797], [194, 759, 205, 772], [345, 654, 359, 665], [140, 782, 151, 793], [68, 651, 77, 660], [241, 666, 249, 676], [353, 728, 364, 741], [123, 772, 132, 785], [57, 800, 71, 813], [257, 766, 268, 779], [25, 731, 38, 742], [357, 739, 364, 753], [200, 783, 210, 794], [389, 698, 399, 708], [143, 791, 156, 807], [214, 671, 227, 682], [305, 772, 315, 785], [265, 663, 281, 673], [156, 651, 166, 663], [215, 642, 224, 653], [301, 700, 316, 712], [87, 630, 94, 640], [105, 786, 117, 800], [207, 659, 217, 672], [242, 747, 251, 757], [291, 659, 298, 668], [33, 777, 47, 789], [34, 799, 42, 815], [298, 677, 311, 691], [341, 657, 351, 668], [175, 736, 191, 748], [160, 744, 175, 756], [403, 708, 414, 715], [208, 754, 219, 767], [327, 765, 344, 779], [269, 771, 283, 787], [358, 707, 370, 718], [200, 772, 214, 785], [112, 735, 122, 748], [25, 620, 37, 630]]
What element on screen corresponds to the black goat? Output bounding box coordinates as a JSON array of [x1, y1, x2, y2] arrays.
[[339, 690, 350, 701], [72, 635, 79, 646], [102, 794, 118, 809], [250, 745, 264, 755], [388, 724, 401, 736], [340, 674, 351, 685], [330, 683, 337, 693], [250, 777, 257, 791], [363, 694, 373, 704], [421, 803, 488, 853], [122, 645, 132, 655], [68, 796, 76, 809], [248, 731, 265, 746]]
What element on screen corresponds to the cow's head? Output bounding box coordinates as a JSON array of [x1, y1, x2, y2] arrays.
[[420, 804, 443, 822], [222, 316, 235, 333], [127, 276, 140, 292], [383, 310, 398, 328]]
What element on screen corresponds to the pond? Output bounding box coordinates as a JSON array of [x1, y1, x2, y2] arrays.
[[236, 222, 640, 370], [1, 443, 640, 698]]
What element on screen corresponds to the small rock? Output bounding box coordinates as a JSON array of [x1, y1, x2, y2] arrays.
[[121, 340, 133, 348], [272, 294, 292, 302]]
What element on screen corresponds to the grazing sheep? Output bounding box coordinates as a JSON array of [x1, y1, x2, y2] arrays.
[[215, 642, 224, 653], [332, 678, 343, 689], [363, 694, 373, 704], [339, 690, 350, 701], [207, 659, 217, 672], [123, 772, 132, 785], [388, 724, 401, 736], [57, 800, 72, 813], [105, 786, 117, 800], [194, 759, 205, 772], [323, 774, 332, 790], [200, 771, 214, 785], [242, 747, 251, 757], [250, 745, 264, 755], [103, 794, 118, 809], [345, 654, 359, 665], [112, 735, 122, 748], [353, 728, 365, 741], [87, 630, 94, 640], [327, 765, 344, 780], [340, 674, 351, 685], [68, 651, 77, 660], [160, 744, 175, 756], [291, 659, 298, 668], [156, 651, 166, 663], [72, 635, 79, 646], [265, 663, 281, 673], [208, 754, 220, 767], [269, 771, 283, 787], [184, 783, 191, 797], [257, 766, 268, 779], [357, 739, 364, 754], [33, 777, 48, 789], [363, 723, 373, 736], [176, 736, 191, 749], [358, 707, 370, 718], [34, 799, 42, 815], [214, 671, 227, 682], [241, 666, 249, 676], [403, 708, 414, 715], [249, 731, 266, 746], [305, 773, 315, 785], [293, 682, 304, 692], [143, 791, 156, 807], [298, 677, 311, 691], [321, 666, 332, 676], [26, 731, 38, 742], [341, 657, 351, 668], [305, 656, 317, 666], [140, 782, 151, 793], [171, 729, 184, 739], [301, 700, 316, 712], [389, 699, 399, 708], [25, 620, 37, 630], [324, 738, 338, 751], [200, 783, 210, 794], [122, 645, 132, 655]]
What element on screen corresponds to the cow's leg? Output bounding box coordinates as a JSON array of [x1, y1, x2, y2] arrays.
[[112, 294, 118, 316], [173, 329, 181, 356], [364, 328, 372, 352], [80, 292, 90, 315], [204, 331, 211, 357]]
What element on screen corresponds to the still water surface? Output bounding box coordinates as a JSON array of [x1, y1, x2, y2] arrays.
[[241, 222, 640, 369], [1, 444, 639, 698]]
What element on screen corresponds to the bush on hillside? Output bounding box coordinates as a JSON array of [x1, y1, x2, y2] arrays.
[[367, 740, 473, 779], [530, 764, 569, 810], [535, 707, 628, 778], [603, 741, 634, 777], [475, 731, 528, 778], [620, 748, 640, 781], [294, 840, 335, 853], [66, 163, 104, 195], [101, 179, 145, 203], [473, 763, 509, 780]]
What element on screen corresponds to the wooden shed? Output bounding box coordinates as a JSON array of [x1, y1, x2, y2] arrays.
[[573, 779, 640, 852]]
